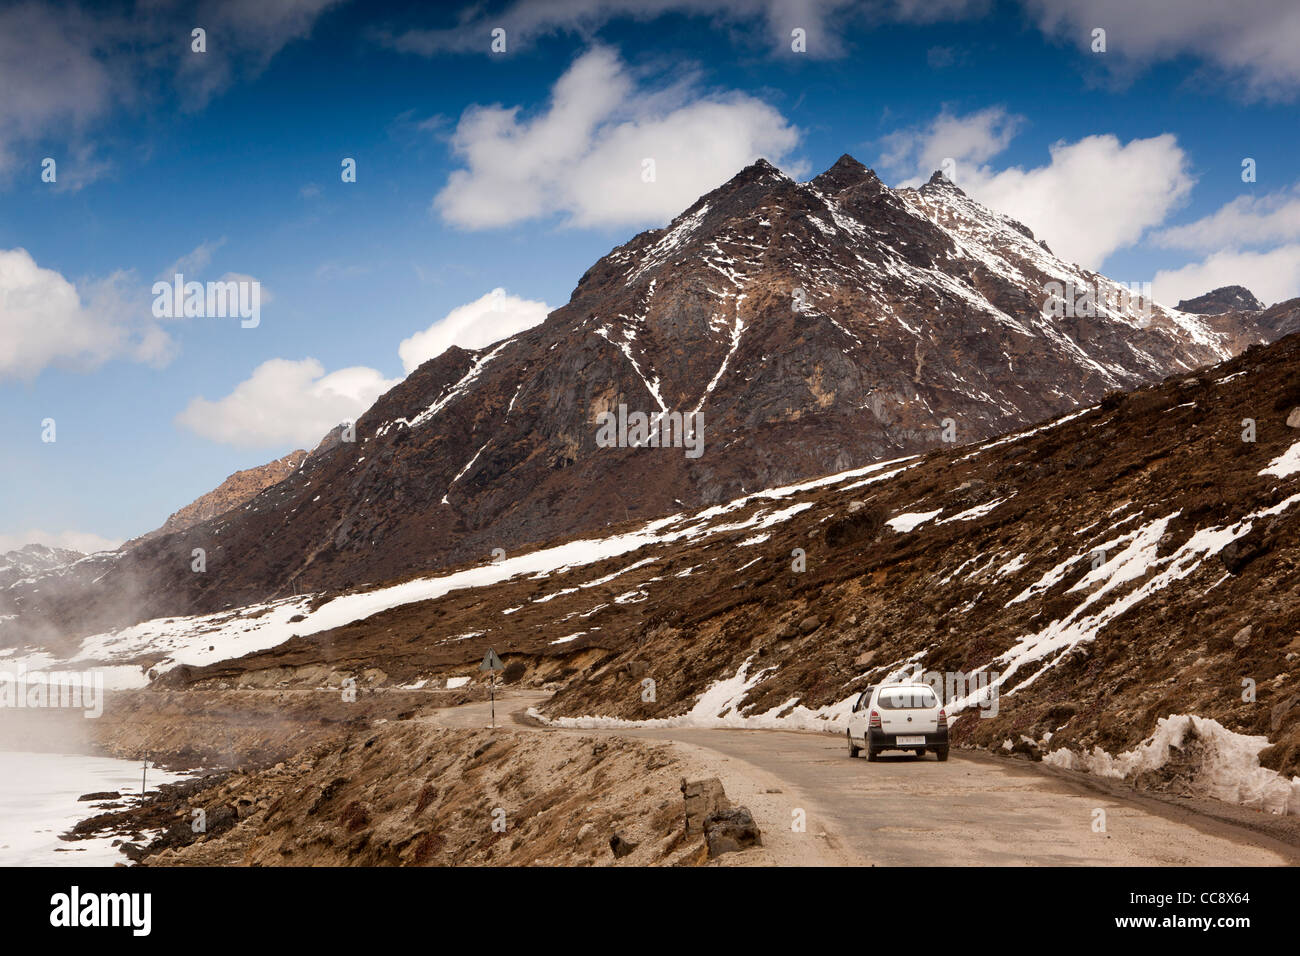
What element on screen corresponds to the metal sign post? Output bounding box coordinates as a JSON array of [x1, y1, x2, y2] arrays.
[[479, 648, 504, 728]]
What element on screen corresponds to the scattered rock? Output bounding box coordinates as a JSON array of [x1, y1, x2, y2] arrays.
[[681, 777, 730, 834], [1270, 692, 1300, 733], [1042, 702, 1079, 722], [501, 660, 527, 683], [703, 806, 762, 857], [1130, 723, 1207, 796], [622, 659, 650, 679], [120, 843, 146, 863], [1232, 625, 1253, 648], [1010, 737, 1043, 762], [799, 615, 821, 634], [1287, 407, 1300, 429], [609, 833, 638, 858], [825, 507, 884, 548]]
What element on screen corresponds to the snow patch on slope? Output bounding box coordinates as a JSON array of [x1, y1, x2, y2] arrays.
[[1260, 441, 1300, 479]]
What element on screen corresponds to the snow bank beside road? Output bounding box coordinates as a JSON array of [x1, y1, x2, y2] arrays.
[[1045, 714, 1300, 816], [536, 656, 856, 733]]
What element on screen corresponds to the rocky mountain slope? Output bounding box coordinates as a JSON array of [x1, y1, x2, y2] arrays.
[[128, 330, 1300, 814], [1, 155, 1279, 646], [1176, 284, 1300, 342], [148, 450, 308, 539], [1258, 299, 1300, 340], [0, 544, 85, 589], [17, 334, 1300, 813]]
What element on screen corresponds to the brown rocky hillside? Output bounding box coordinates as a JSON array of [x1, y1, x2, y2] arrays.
[[150, 450, 308, 538], [174, 331, 1300, 796]]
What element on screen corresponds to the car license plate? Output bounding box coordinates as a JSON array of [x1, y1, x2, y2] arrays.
[[896, 735, 926, 746]]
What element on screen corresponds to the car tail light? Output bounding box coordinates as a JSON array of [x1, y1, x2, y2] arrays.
[[869, 710, 881, 729], [937, 708, 947, 728]]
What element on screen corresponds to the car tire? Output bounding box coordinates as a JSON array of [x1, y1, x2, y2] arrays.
[[847, 730, 861, 758], [866, 745, 879, 762], [936, 748, 949, 762]]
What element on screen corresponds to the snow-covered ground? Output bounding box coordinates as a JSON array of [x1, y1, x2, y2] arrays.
[[7, 457, 916, 686], [0, 751, 186, 865]]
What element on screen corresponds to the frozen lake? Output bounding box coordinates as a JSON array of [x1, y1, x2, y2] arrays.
[[0, 751, 186, 866]]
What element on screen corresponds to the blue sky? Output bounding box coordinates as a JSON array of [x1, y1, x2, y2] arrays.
[[3, 0, 1300, 551]]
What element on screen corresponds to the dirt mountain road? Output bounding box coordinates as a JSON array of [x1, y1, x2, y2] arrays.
[[426, 691, 1299, 866]]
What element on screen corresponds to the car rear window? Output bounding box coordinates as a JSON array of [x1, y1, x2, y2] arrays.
[[877, 687, 938, 709]]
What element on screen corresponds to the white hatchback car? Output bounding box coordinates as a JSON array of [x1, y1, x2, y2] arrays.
[[847, 683, 949, 761]]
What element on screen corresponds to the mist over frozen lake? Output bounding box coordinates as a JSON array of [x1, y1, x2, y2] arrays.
[[0, 751, 185, 866]]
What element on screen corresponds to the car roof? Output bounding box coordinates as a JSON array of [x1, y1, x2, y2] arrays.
[[876, 682, 934, 691]]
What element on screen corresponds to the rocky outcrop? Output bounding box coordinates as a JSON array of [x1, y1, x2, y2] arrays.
[[151, 449, 308, 537], [1177, 285, 1264, 314]]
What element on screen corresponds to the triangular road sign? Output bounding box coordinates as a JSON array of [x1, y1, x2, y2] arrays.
[[480, 648, 504, 672]]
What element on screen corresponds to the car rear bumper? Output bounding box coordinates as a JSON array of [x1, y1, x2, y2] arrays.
[[868, 728, 948, 751]]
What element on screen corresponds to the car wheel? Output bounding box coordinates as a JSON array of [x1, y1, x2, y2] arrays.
[[847, 730, 861, 758], [866, 744, 879, 762], [936, 748, 949, 762]]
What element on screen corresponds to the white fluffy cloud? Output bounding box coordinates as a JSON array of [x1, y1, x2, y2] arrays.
[[1024, 0, 1300, 99], [0, 247, 173, 381], [1149, 184, 1300, 307], [966, 134, 1193, 271], [0, 529, 122, 555], [1155, 186, 1300, 252], [880, 110, 1193, 269], [435, 46, 802, 229], [179, 287, 550, 448], [1153, 246, 1300, 310], [880, 107, 1023, 184], [399, 288, 550, 373], [176, 359, 400, 449]]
